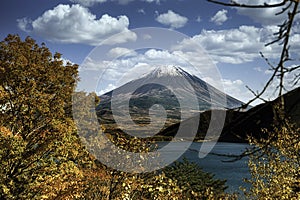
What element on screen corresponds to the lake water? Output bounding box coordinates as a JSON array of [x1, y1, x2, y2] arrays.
[[158, 142, 251, 195]]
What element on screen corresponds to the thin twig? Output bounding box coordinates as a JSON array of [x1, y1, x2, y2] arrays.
[[207, 0, 287, 8]]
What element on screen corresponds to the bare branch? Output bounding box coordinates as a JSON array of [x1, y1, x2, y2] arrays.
[[245, 85, 268, 103], [292, 72, 300, 86], [207, 0, 288, 8], [238, 60, 279, 108], [260, 52, 275, 70], [276, 1, 293, 15], [221, 1, 300, 110], [276, 1, 299, 97]]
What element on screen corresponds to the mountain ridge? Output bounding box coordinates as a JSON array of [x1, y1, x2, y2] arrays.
[[99, 65, 244, 108], [158, 86, 300, 143], [97, 65, 244, 136]]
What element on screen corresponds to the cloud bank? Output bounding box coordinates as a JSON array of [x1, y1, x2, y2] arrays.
[[69, 0, 161, 6], [17, 4, 136, 45]]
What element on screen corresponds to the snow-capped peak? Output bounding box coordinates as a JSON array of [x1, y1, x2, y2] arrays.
[[150, 65, 184, 77]]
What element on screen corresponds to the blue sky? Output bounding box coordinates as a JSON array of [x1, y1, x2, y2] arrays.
[[1, 0, 300, 104]]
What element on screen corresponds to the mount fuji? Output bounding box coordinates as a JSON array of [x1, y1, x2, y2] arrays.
[[97, 66, 244, 134]]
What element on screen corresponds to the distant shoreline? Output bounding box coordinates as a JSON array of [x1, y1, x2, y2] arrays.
[[152, 136, 249, 144]]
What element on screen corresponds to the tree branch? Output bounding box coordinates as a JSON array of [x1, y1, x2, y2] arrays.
[[207, 0, 288, 8]]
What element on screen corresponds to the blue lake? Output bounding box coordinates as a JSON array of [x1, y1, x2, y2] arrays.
[[158, 142, 251, 195]]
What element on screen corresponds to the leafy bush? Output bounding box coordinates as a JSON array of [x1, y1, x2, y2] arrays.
[[244, 120, 300, 199]]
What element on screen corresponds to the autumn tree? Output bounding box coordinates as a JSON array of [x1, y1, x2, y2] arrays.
[[243, 119, 300, 199], [0, 34, 92, 199]]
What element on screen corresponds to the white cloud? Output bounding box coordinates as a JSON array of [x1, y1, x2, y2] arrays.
[[81, 48, 219, 94], [70, 0, 107, 7], [234, 0, 289, 26], [80, 46, 280, 104], [116, 0, 135, 5], [221, 79, 249, 101], [16, 18, 32, 31], [119, 0, 160, 4], [203, 73, 300, 105], [156, 10, 188, 29], [107, 47, 137, 58], [221, 70, 299, 105], [210, 9, 228, 25], [144, 0, 160, 3], [173, 25, 289, 64], [264, 68, 273, 75], [222, 78, 243, 89], [101, 30, 137, 45], [261, 66, 299, 101], [144, 49, 175, 60], [17, 4, 136, 46], [98, 83, 116, 95], [142, 34, 152, 40], [61, 57, 75, 66], [254, 67, 263, 72], [196, 16, 201, 22], [138, 8, 146, 15], [289, 33, 300, 53], [69, 0, 160, 6]]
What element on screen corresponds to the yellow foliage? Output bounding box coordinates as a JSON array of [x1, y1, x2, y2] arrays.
[[245, 120, 300, 199]]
